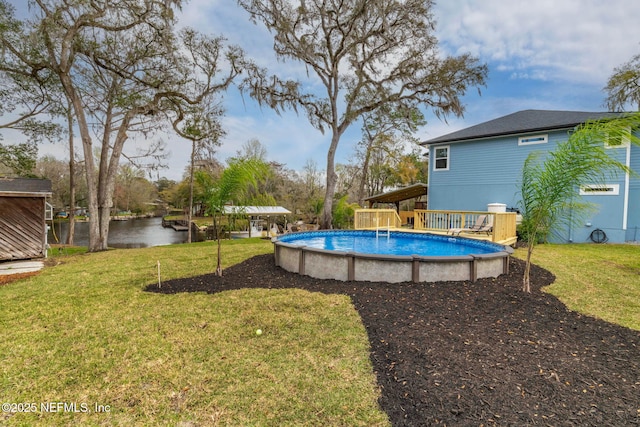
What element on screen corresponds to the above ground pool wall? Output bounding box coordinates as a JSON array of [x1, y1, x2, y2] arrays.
[[273, 241, 512, 283]]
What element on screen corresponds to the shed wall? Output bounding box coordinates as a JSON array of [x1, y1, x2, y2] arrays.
[[0, 196, 47, 260]]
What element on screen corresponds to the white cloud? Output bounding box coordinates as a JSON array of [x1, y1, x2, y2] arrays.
[[5, 0, 640, 180], [435, 0, 640, 84]]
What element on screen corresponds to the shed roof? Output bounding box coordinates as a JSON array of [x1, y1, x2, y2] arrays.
[[423, 110, 625, 145], [0, 178, 52, 196], [364, 183, 428, 205], [222, 206, 292, 215]]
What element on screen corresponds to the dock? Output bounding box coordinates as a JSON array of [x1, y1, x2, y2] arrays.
[[162, 217, 189, 231]]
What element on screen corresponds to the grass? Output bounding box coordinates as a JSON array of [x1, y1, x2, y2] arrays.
[[0, 239, 389, 426], [2, 240, 638, 425], [514, 243, 640, 330]]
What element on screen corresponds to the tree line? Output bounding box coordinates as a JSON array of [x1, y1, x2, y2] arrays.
[[25, 137, 428, 231], [0, 0, 486, 251]]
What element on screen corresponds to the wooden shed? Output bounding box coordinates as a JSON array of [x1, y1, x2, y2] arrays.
[[0, 178, 52, 261]]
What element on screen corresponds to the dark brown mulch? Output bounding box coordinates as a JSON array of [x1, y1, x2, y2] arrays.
[[0, 271, 40, 286], [145, 254, 640, 426]]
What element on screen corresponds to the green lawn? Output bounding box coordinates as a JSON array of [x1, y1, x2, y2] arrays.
[[516, 243, 640, 330], [1, 240, 638, 425], [0, 239, 389, 426]]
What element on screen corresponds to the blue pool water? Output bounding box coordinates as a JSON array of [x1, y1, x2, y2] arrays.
[[277, 230, 504, 257]]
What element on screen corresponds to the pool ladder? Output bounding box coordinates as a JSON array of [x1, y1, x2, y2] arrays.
[[376, 219, 391, 240]]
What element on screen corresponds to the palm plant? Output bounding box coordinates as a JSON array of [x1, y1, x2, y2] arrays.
[[197, 158, 270, 276], [519, 113, 640, 292]]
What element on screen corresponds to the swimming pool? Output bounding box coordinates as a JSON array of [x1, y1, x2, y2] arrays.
[[277, 230, 502, 257], [273, 230, 513, 283]]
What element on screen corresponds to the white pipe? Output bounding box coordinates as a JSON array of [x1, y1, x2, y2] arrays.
[[623, 143, 630, 230]]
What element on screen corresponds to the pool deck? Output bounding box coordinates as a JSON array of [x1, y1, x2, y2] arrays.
[[369, 227, 518, 247], [420, 230, 517, 247]]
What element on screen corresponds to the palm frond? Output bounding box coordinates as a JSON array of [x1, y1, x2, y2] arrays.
[[519, 112, 640, 291]]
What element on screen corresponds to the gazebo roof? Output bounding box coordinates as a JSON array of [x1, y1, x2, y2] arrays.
[[364, 183, 428, 205], [222, 206, 292, 216]]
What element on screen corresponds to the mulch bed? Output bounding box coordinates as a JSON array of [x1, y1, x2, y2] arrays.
[[0, 271, 40, 286], [145, 254, 640, 426]]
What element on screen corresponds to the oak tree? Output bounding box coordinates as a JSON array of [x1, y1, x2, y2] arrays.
[[1, 0, 249, 251], [604, 53, 640, 111], [238, 0, 487, 228]]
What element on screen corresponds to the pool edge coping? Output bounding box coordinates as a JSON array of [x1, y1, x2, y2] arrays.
[[273, 231, 513, 283]]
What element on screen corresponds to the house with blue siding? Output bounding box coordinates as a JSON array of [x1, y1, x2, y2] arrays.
[[422, 110, 640, 243]]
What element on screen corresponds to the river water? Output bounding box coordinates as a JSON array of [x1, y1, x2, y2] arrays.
[[47, 217, 188, 248]]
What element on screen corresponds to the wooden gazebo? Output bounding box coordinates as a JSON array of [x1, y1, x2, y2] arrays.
[[364, 183, 428, 225]]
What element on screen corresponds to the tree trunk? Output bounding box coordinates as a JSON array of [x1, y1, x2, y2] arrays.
[[94, 111, 131, 251], [523, 241, 535, 293], [187, 140, 195, 244], [358, 135, 373, 207], [61, 76, 101, 252], [67, 162, 75, 246], [98, 205, 110, 249], [216, 236, 223, 276], [213, 213, 223, 276], [321, 132, 341, 229], [66, 104, 75, 246]]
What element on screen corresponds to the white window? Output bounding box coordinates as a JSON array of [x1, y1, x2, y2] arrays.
[[434, 146, 449, 170], [518, 134, 548, 146], [579, 184, 620, 196], [605, 127, 631, 149]]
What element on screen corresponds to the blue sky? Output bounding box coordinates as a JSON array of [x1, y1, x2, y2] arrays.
[[171, 0, 640, 181], [10, 0, 640, 181]]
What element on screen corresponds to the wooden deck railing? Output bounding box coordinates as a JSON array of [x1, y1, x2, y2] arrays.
[[354, 209, 402, 230], [354, 208, 517, 245], [414, 209, 517, 245]]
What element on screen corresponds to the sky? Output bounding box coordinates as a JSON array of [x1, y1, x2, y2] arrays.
[[8, 0, 640, 181]]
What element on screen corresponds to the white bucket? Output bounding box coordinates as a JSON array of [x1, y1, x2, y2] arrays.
[[487, 203, 506, 225]]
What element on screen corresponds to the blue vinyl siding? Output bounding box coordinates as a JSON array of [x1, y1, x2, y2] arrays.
[[626, 144, 640, 241], [573, 182, 626, 243], [554, 142, 629, 243], [428, 128, 640, 243], [429, 130, 569, 212]]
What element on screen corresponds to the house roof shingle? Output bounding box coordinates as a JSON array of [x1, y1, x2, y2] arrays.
[[423, 110, 625, 145], [0, 177, 52, 195]]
